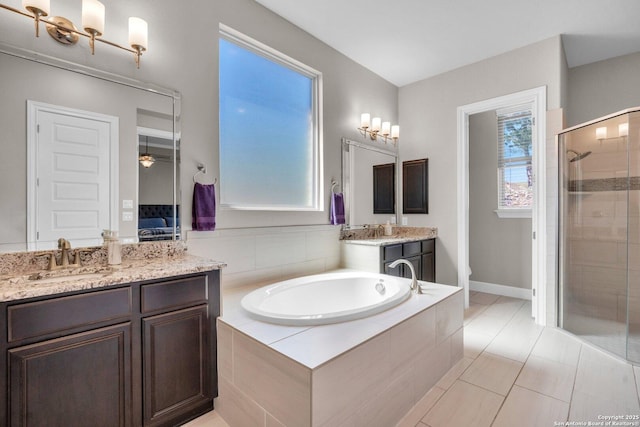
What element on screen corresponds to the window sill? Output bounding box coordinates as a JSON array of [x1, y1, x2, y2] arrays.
[[494, 209, 532, 219]]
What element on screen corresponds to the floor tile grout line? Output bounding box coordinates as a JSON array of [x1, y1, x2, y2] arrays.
[[487, 304, 541, 427], [487, 347, 529, 426], [513, 382, 573, 404], [415, 387, 448, 427], [565, 343, 584, 424], [456, 377, 509, 398], [463, 302, 490, 325], [633, 365, 640, 411]]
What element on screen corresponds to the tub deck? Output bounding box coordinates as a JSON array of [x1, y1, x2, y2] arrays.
[[217, 272, 464, 427]]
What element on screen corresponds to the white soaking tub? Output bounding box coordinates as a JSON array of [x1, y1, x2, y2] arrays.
[[240, 271, 411, 325]]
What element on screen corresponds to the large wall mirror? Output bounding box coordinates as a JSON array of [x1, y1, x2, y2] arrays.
[[341, 138, 398, 226], [0, 43, 181, 253]]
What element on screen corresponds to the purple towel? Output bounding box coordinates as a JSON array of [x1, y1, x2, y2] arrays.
[[330, 192, 345, 225], [192, 183, 216, 231]]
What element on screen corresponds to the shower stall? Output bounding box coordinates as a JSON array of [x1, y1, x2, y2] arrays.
[[558, 108, 640, 363]]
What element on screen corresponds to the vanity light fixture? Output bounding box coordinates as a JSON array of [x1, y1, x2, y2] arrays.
[[1, 0, 148, 68], [619, 123, 629, 137], [358, 113, 399, 145], [595, 126, 607, 140], [139, 136, 155, 168]]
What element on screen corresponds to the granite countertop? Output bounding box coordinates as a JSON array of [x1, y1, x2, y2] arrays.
[[0, 254, 226, 302], [340, 226, 438, 246], [341, 235, 435, 246]]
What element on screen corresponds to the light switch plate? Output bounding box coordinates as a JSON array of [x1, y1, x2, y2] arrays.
[[122, 211, 133, 221], [122, 199, 133, 209]]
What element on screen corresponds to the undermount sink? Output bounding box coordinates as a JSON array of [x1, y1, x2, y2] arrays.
[[27, 273, 107, 284]]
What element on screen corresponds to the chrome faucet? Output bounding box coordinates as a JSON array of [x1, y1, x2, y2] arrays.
[[388, 258, 424, 294], [48, 238, 81, 270], [363, 223, 384, 238]]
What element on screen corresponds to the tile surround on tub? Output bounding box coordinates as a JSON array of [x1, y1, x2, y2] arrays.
[[186, 225, 341, 289], [217, 277, 463, 427]]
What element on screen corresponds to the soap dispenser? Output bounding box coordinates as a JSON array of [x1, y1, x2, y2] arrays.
[[102, 230, 122, 265], [384, 220, 393, 236]]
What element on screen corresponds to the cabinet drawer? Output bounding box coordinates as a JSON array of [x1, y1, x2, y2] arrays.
[[141, 275, 207, 314], [8, 287, 132, 342], [403, 241, 422, 257], [383, 244, 403, 261], [422, 239, 435, 253]]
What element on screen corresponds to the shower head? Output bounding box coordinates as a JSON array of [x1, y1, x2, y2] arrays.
[[567, 149, 592, 163]]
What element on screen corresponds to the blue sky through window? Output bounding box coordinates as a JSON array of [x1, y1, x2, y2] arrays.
[[219, 38, 316, 208]]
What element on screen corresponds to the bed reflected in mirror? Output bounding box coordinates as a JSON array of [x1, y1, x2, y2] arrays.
[[137, 127, 180, 241]]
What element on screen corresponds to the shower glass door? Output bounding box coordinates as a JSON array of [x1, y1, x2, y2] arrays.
[[559, 111, 639, 362]]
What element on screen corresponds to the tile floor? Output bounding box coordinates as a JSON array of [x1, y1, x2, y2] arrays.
[[185, 291, 640, 427]]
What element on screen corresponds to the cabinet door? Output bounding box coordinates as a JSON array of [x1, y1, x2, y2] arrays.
[[402, 255, 422, 280], [143, 305, 211, 426], [402, 159, 428, 214], [422, 252, 435, 282], [383, 261, 404, 277], [373, 163, 395, 214], [8, 323, 131, 427]]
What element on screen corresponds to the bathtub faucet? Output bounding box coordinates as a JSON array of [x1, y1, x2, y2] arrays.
[[388, 259, 424, 294]]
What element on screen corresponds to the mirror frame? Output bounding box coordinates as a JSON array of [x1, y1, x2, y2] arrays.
[[341, 137, 398, 227], [0, 42, 182, 250]]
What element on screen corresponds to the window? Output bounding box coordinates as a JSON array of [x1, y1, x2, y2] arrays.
[[496, 106, 533, 218], [218, 26, 322, 211]]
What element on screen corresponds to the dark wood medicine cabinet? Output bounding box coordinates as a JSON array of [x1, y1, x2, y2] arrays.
[[373, 163, 396, 214], [403, 158, 428, 214]]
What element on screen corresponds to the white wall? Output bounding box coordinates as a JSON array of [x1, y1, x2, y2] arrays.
[[468, 111, 532, 290], [567, 51, 640, 127], [399, 36, 565, 287], [0, 0, 398, 285]]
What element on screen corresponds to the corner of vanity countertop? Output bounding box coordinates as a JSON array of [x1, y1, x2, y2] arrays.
[[0, 252, 227, 303], [340, 226, 438, 246]]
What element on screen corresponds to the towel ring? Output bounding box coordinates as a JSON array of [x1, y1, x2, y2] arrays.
[[193, 164, 217, 185], [331, 180, 339, 193]]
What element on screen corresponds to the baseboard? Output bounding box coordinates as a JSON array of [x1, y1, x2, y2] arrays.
[[469, 280, 532, 300]]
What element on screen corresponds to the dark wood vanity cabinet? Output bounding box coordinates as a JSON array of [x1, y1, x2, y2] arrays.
[[382, 239, 436, 282], [0, 270, 220, 427], [142, 305, 211, 426]]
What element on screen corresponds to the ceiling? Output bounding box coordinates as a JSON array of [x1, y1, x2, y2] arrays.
[[254, 0, 640, 87]]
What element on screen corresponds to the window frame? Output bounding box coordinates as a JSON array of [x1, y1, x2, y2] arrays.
[[218, 24, 323, 212], [495, 105, 533, 219]]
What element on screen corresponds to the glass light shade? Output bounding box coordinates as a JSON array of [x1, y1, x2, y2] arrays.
[[619, 123, 629, 137], [360, 113, 370, 128], [381, 121, 391, 136], [22, 0, 49, 15], [139, 154, 155, 168], [371, 117, 381, 132], [128, 17, 148, 50], [391, 125, 400, 139], [82, 0, 105, 35], [596, 126, 607, 139]]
